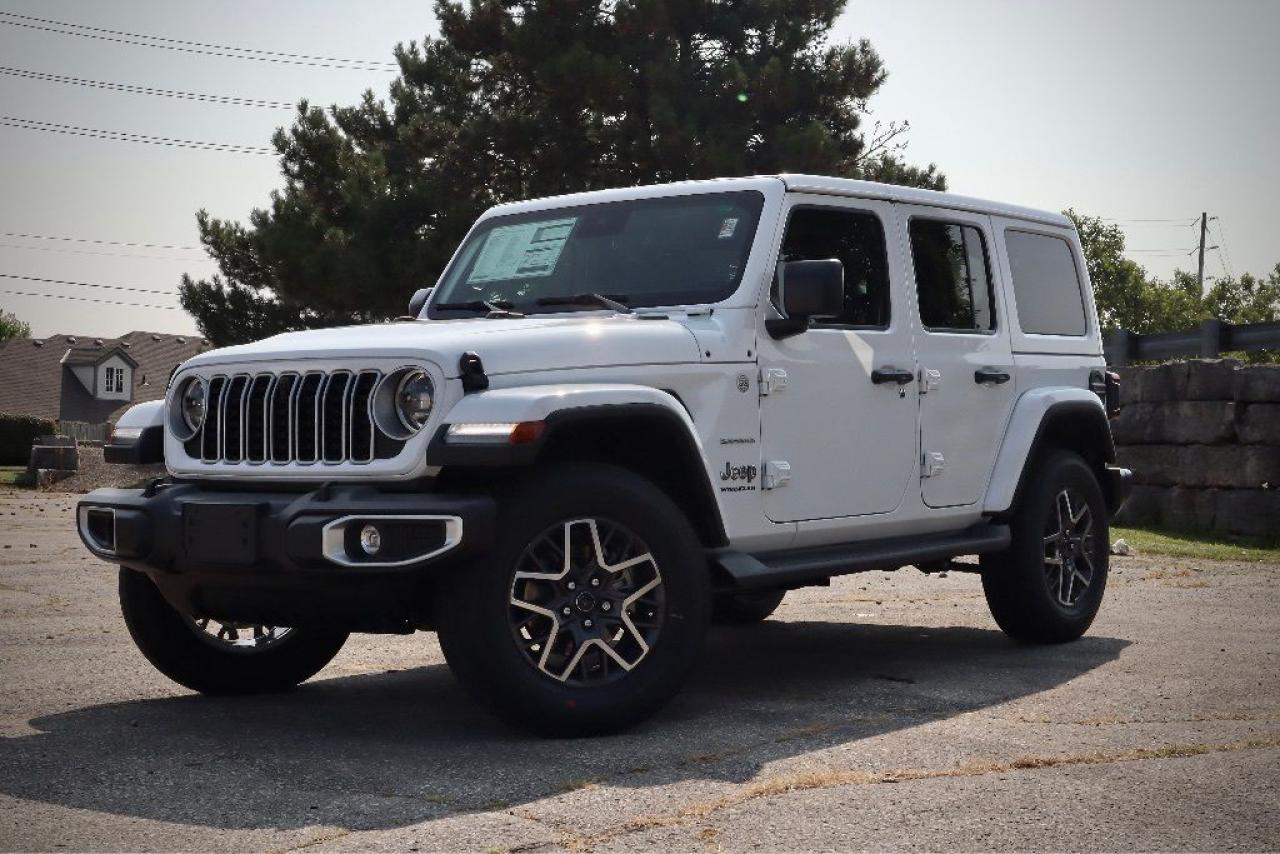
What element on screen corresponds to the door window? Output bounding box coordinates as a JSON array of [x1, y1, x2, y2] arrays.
[[778, 207, 891, 328], [909, 219, 995, 332]]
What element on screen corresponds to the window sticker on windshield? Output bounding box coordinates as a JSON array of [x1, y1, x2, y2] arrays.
[[467, 218, 576, 283], [717, 217, 739, 239]]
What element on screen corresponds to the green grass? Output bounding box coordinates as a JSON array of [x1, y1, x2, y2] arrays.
[[0, 466, 25, 486], [1113, 526, 1280, 563]]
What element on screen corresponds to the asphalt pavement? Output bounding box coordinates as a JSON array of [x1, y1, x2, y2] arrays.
[[1, 489, 1277, 851]]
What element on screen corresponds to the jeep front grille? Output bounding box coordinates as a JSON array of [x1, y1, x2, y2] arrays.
[[185, 370, 402, 465]]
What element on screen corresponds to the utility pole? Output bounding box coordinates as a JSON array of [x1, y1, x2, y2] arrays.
[[1197, 211, 1208, 294]]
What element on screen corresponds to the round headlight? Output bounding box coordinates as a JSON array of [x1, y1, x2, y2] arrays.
[[394, 370, 434, 432], [180, 377, 207, 433]]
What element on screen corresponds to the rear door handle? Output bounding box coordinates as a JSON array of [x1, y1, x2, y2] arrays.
[[871, 366, 914, 385], [974, 367, 1011, 385]]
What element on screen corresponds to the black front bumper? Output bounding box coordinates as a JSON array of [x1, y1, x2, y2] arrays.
[[77, 482, 495, 632]]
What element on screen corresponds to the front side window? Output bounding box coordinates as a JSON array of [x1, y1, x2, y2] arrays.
[[430, 191, 764, 315], [777, 207, 891, 328], [1005, 230, 1088, 336], [909, 219, 995, 332]]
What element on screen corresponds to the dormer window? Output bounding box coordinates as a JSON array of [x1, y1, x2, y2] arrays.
[[105, 366, 126, 394]]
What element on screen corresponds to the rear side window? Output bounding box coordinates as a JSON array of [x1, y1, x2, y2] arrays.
[[909, 220, 994, 332], [778, 207, 891, 328], [1005, 230, 1088, 336]]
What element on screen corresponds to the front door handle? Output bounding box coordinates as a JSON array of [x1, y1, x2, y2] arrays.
[[871, 366, 914, 385], [974, 367, 1011, 385]]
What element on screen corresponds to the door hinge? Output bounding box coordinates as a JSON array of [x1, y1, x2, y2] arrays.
[[922, 368, 942, 394], [762, 460, 792, 490], [759, 367, 789, 396], [922, 451, 945, 478]]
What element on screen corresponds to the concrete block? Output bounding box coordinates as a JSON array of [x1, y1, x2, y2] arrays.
[[1184, 359, 1242, 401], [1115, 484, 1163, 527], [1111, 403, 1159, 444], [1177, 445, 1280, 489], [1238, 403, 1280, 445], [1163, 401, 1236, 444], [1213, 489, 1280, 538], [1132, 362, 1186, 402], [1234, 365, 1280, 403], [1114, 401, 1236, 445], [27, 444, 78, 471], [1161, 487, 1219, 533], [1114, 367, 1143, 406], [32, 468, 75, 487], [1116, 445, 1180, 487]]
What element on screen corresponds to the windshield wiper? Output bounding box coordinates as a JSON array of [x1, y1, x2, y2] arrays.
[[535, 293, 632, 313], [433, 299, 523, 317]]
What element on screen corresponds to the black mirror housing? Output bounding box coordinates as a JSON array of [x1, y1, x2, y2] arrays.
[[767, 259, 844, 339], [408, 287, 433, 318]]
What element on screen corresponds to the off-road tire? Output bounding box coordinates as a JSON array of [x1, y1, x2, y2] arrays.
[[712, 589, 786, 625], [981, 449, 1109, 643], [435, 463, 711, 737], [118, 567, 349, 694]]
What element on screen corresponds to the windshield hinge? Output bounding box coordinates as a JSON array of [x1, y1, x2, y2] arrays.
[[759, 367, 788, 396]]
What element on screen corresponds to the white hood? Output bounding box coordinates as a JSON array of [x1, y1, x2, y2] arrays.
[[180, 314, 704, 377]]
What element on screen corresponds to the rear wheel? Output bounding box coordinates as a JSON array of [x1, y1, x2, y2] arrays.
[[712, 589, 786, 625], [118, 568, 348, 694], [435, 463, 710, 736], [981, 449, 1109, 643]]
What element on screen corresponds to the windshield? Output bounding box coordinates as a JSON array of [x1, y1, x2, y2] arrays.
[[428, 191, 764, 316]]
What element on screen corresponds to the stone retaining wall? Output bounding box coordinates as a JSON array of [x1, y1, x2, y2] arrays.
[[1113, 360, 1280, 538]]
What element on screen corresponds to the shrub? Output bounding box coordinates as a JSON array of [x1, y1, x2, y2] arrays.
[[0, 413, 56, 465]]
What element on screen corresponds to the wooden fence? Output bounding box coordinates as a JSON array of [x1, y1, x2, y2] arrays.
[[56, 420, 110, 443]]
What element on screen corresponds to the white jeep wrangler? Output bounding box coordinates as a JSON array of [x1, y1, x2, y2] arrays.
[[79, 175, 1129, 735]]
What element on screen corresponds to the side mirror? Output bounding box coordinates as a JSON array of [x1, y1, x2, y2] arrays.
[[407, 287, 433, 318], [767, 259, 844, 339]]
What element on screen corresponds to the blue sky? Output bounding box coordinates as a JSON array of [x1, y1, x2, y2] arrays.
[[1, 0, 1276, 337]]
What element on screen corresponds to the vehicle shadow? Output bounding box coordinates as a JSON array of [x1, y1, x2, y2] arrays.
[[0, 621, 1128, 832]]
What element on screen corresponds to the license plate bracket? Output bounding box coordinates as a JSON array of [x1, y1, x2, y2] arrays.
[[183, 503, 259, 566]]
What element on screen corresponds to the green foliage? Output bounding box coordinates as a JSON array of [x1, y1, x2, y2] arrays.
[[183, 0, 944, 345], [1068, 211, 1280, 354], [0, 310, 31, 343], [0, 414, 55, 465]]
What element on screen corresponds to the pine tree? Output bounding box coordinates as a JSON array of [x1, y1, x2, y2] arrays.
[[183, 0, 944, 344]]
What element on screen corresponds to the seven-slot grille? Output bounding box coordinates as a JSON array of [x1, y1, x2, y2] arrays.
[[183, 370, 403, 465]]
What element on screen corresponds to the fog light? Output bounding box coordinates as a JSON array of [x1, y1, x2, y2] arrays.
[[359, 524, 382, 555]]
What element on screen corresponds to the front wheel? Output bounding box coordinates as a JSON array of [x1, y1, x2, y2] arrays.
[[981, 449, 1109, 643], [118, 568, 348, 694], [435, 463, 711, 736]]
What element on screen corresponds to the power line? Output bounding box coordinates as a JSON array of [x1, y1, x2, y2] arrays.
[[1211, 219, 1236, 279], [0, 230, 201, 251], [0, 288, 179, 310], [0, 115, 273, 154], [1101, 217, 1198, 225], [0, 65, 293, 109], [0, 272, 179, 296], [0, 10, 398, 67], [0, 241, 212, 262], [0, 11, 397, 71]]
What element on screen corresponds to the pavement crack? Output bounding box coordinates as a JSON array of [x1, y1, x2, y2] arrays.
[[269, 827, 352, 853], [570, 734, 1280, 851]]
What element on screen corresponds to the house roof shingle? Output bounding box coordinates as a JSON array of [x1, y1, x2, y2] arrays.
[[0, 331, 209, 423], [60, 344, 139, 368]]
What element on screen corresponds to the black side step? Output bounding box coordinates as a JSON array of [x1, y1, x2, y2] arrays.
[[710, 523, 1010, 590]]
